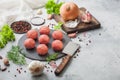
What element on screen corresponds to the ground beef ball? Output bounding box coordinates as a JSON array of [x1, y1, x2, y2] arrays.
[[38, 34, 50, 44], [27, 29, 38, 39], [39, 26, 50, 35], [24, 38, 35, 49], [52, 40, 63, 51], [52, 30, 63, 40], [36, 44, 48, 55]]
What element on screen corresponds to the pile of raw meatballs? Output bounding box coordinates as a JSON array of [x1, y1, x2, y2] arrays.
[[24, 26, 63, 55]]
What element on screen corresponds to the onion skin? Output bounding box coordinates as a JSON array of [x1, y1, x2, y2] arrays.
[[60, 2, 79, 21]]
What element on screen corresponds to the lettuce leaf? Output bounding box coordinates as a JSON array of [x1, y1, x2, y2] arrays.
[[0, 24, 15, 48]]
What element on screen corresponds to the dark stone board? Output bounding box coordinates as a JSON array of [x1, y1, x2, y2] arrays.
[[53, 7, 101, 34], [17, 30, 71, 61]]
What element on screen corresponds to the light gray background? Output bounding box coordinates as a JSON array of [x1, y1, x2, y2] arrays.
[[0, 0, 120, 80]]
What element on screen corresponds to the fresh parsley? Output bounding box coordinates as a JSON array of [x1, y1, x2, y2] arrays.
[[7, 46, 26, 65], [46, 53, 58, 62], [45, 0, 63, 14], [0, 24, 15, 48], [53, 22, 63, 30]]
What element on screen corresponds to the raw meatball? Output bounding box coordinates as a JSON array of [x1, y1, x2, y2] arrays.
[[38, 34, 50, 44], [39, 26, 50, 35], [52, 40, 63, 51], [24, 38, 35, 49], [52, 30, 63, 40], [36, 44, 48, 55], [27, 29, 38, 39]]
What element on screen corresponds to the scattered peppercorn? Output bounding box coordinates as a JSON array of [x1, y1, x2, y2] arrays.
[[86, 43, 88, 46], [51, 70, 53, 73], [76, 54, 79, 56], [24, 70, 26, 73], [20, 67, 22, 70], [11, 21, 31, 34], [77, 49, 80, 53], [8, 70, 10, 73], [73, 56, 76, 58], [89, 40, 91, 43], [47, 70, 49, 72], [18, 70, 21, 74], [99, 33, 101, 36], [0, 55, 3, 59], [14, 75, 17, 77], [79, 39, 82, 42]]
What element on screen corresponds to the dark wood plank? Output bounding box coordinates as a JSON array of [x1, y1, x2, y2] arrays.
[[53, 7, 101, 34]]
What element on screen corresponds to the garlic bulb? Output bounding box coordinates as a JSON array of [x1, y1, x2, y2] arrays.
[[81, 11, 92, 23], [28, 61, 44, 76]]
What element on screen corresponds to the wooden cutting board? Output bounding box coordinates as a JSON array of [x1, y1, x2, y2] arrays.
[[53, 7, 101, 34]]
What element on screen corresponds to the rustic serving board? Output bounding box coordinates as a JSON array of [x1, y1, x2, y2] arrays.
[[53, 7, 101, 34]]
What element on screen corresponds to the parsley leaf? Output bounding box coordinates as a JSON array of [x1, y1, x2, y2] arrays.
[[45, 0, 63, 14], [46, 53, 58, 62], [53, 22, 63, 30]]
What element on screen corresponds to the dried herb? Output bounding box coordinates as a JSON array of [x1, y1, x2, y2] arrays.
[[7, 46, 26, 65]]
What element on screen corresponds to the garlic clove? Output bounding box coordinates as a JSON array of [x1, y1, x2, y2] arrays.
[[28, 61, 45, 76]]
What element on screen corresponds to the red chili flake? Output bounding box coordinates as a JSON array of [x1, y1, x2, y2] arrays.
[[49, 61, 57, 68]]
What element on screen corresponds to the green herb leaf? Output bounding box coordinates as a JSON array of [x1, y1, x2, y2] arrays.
[[53, 22, 63, 30], [0, 24, 15, 48], [7, 46, 26, 65], [45, 0, 63, 14], [46, 53, 58, 62]]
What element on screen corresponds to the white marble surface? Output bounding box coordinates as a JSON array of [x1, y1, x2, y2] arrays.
[[0, 0, 120, 80]]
